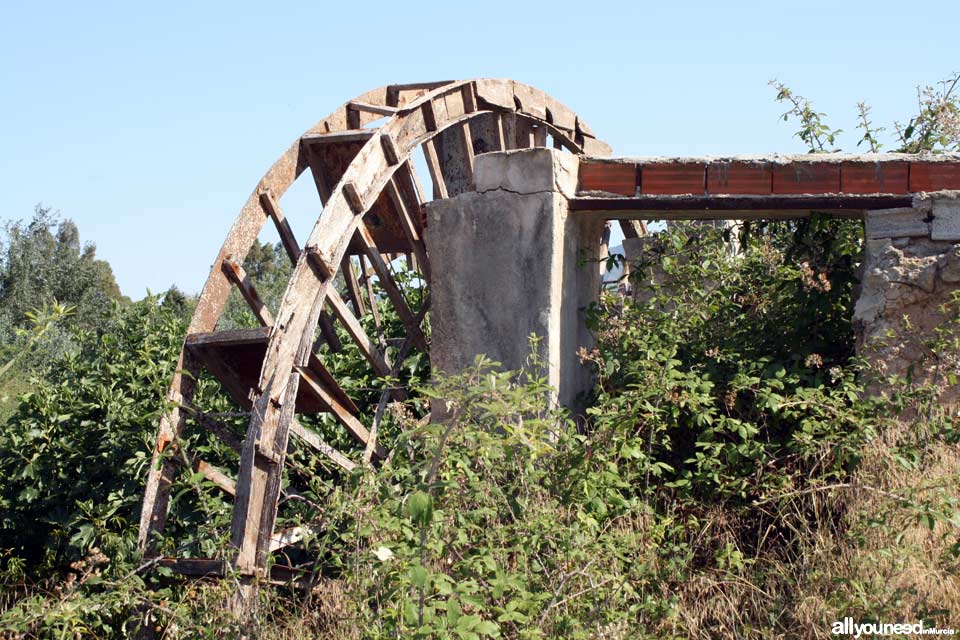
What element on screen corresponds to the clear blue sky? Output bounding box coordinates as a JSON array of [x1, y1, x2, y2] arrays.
[[2, 1, 957, 297]]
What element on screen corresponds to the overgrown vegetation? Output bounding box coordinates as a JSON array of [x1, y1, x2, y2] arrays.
[[0, 77, 959, 638]]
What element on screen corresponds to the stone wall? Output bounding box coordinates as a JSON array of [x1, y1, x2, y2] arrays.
[[854, 192, 960, 405]]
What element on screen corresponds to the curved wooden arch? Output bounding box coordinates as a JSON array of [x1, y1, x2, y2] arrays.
[[138, 79, 610, 579]]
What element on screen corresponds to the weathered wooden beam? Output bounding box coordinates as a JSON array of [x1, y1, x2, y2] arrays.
[[288, 421, 356, 472], [385, 176, 431, 280], [340, 255, 366, 317], [354, 222, 428, 352], [297, 363, 386, 459], [325, 290, 390, 376], [259, 190, 301, 265], [222, 258, 274, 327]]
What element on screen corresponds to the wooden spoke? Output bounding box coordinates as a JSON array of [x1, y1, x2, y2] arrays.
[[384, 175, 431, 279], [222, 258, 274, 327], [358, 254, 383, 333], [354, 222, 427, 352], [341, 255, 366, 317], [289, 420, 356, 472], [297, 363, 385, 459], [422, 139, 449, 200], [325, 289, 393, 379], [260, 190, 301, 264]]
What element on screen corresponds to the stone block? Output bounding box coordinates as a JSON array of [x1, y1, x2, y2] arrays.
[[864, 207, 928, 240], [931, 198, 960, 241]]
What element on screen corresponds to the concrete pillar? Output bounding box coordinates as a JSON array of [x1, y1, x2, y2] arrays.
[[854, 192, 960, 406], [424, 148, 604, 410]]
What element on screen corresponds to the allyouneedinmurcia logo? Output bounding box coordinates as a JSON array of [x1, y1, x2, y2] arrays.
[[831, 618, 956, 637]]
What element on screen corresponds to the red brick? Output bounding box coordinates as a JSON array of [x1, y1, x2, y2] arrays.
[[641, 163, 706, 195], [908, 162, 960, 192], [707, 162, 772, 195], [577, 162, 637, 196], [841, 162, 909, 194], [772, 163, 840, 194]]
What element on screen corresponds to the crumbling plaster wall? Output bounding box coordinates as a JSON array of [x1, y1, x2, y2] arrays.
[[855, 193, 960, 405]]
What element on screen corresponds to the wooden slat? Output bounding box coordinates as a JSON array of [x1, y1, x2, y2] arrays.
[[186, 326, 270, 348], [341, 256, 366, 317], [354, 222, 428, 352], [297, 363, 386, 459], [288, 420, 356, 472], [385, 176, 431, 280], [222, 258, 274, 327], [347, 101, 398, 117], [195, 459, 237, 495], [422, 138, 449, 199], [301, 130, 376, 145], [260, 190, 302, 264], [324, 289, 392, 378], [358, 253, 383, 333]]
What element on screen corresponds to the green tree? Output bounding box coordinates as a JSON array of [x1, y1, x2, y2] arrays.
[[0, 206, 127, 340]]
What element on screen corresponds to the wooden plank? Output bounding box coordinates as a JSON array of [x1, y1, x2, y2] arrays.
[[195, 459, 237, 496], [222, 258, 274, 327], [641, 163, 707, 195], [325, 289, 392, 379], [354, 222, 428, 352], [288, 420, 356, 472], [347, 101, 398, 117], [385, 176, 431, 280], [772, 163, 840, 194], [185, 327, 270, 348], [301, 130, 376, 145], [358, 253, 383, 333], [297, 364, 386, 458], [157, 557, 227, 577], [570, 194, 911, 213], [422, 138, 449, 199], [618, 220, 647, 239], [260, 190, 302, 264], [340, 256, 366, 317]]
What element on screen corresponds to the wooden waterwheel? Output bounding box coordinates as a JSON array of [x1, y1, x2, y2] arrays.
[[137, 79, 611, 584]]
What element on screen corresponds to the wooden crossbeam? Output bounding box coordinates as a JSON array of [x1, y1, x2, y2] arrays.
[[288, 420, 356, 472], [222, 258, 274, 327], [570, 194, 910, 221], [354, 222, 427, 352], [422, 138, 449, 199], [297, 363, 386, 459], [341, 255, 366, 317], [325, 290, 392, 378], [260, 190, 301, 265], [384, 176, 429, 280]]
